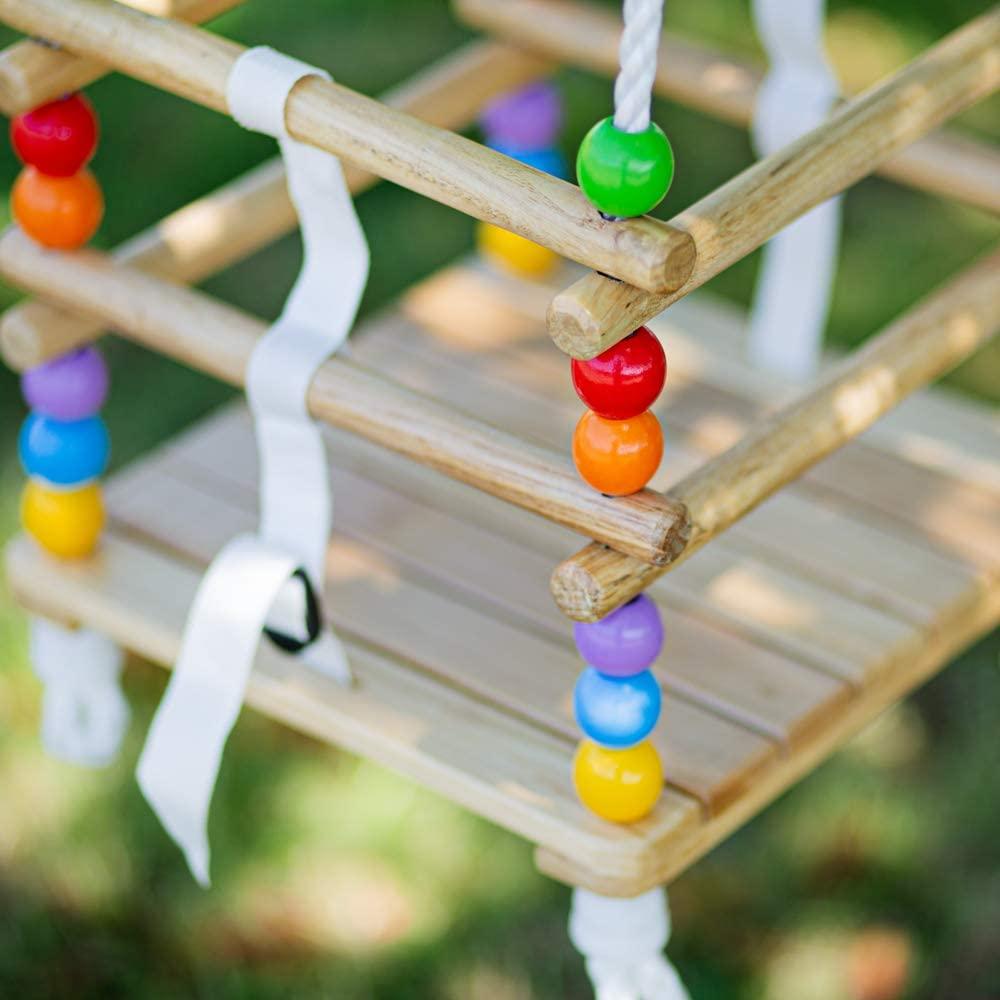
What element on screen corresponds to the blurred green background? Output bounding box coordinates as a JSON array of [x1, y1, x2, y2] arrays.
[[0, 1, 998, 997]]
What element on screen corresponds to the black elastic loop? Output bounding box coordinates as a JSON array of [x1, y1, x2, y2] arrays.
[[264, 568, 322, 654]]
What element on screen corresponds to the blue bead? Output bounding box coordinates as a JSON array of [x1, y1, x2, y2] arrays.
[[488, 139, 569, 180], [573, 667, 662, 749], [19, 412, 109, 486]]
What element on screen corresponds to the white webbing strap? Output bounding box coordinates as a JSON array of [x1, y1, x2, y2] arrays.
[[30, 617, 130, 768], [137, 48, 368, 885], [232, 47, 369, 590], [748, 0, 841, 380], [570, 888, 690, 1000]]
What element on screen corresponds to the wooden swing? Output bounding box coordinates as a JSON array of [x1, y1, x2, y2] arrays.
[[1, 0, 998, 909]]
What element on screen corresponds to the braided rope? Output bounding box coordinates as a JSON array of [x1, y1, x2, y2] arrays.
[[613, 0, 665, 133]]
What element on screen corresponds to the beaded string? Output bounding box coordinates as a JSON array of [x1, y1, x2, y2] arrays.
[[481, 66, 672, 829], [477, 80, 568, 280], [571, 0, 672, 502], [12, 92, 108, 562], [10, 93, 129, 766]]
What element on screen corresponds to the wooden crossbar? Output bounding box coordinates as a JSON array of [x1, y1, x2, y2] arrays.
[[550, 247, 1000, 622], [0, 228, 689, 565], [545, 8, 1000, 358], [455, 0, 1000, 215], [0, 39, 552, 371], [0, 0, 695, 295], [0, 0, 245, 115]]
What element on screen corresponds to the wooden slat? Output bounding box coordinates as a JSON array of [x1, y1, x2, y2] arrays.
[[4, 531, 703, 890], [106, 422, 795, 802]]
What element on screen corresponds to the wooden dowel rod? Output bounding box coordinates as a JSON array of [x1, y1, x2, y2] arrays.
[[545, 9, 1000, 359], [0, 228, 689, 565], [550, 246, 1000, 622], [0, 0, 245, 116], [0, 39, 553, 372], [0, 0, 695, 295], [455, 0, 1000, 215]]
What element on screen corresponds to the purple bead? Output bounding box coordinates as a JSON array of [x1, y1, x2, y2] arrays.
[[21, 345, 109, 421], [481, 81, 562, 151], [573, 594, 664, 677]]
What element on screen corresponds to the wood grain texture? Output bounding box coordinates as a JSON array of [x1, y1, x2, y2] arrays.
[[537, 560, 1000, 894], [545, 8, 1000, 358], [551, 248, 1000, 620], [0, 0, 695, 294], [0, 39, 552, 371], [6, 268, 996, 895], [0, 0, 243, 116], [105, 439, 782, 812], [367, 262, 995, 640], [455, 0, 1000, 215], [122, 435, 848, 754], [4, 530, 706, 891], [350, 302, 928, 687], [0, 229, 688, 564]]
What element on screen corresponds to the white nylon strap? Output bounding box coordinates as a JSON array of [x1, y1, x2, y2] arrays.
[[30, 618, 129, 768], [137, 535, 301, 884], [570, 888, 690, 1000], [137, 48, 366, 884], [748, 0, 841, 380]]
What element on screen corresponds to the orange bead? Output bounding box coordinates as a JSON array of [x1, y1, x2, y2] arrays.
[[21, 479, 104, 559], [11, 166, 104, 250], [573, 738, 663, 823], [572, 409, 663, 495]]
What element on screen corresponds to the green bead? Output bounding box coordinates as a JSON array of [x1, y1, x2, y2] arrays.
[[576, 116, 674, 218]]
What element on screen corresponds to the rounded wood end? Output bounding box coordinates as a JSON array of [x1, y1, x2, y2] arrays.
[[550, 556, 605, 623]]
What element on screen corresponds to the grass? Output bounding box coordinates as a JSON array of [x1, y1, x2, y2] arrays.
[[0, 1, 997, 997]]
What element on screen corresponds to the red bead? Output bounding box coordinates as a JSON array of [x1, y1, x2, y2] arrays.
[[571, 327, 666, 420], [11, 93, 99, 177]]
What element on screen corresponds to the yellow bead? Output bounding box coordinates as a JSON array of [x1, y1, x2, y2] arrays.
[[21, 478, 104, 559], [573, 738, 663, 823], [477, 221, 559, 279]]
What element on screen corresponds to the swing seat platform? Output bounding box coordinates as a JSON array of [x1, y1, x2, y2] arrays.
[[7, 261, 998, 897]]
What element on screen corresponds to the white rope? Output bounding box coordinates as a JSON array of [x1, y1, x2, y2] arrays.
[[570, 888, 691, 1000], [137, 47, 368, 885], [748, 0, 841, 379], [30, 617, 129, 767], [613, 0, 665, 133]]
